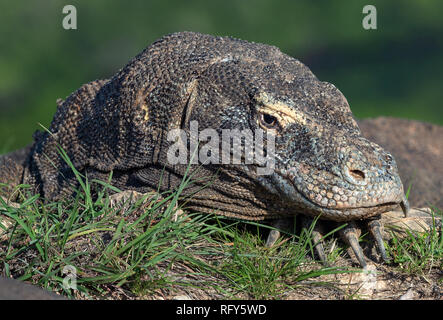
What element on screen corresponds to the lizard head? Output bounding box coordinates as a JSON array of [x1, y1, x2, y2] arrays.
[[246, 85, 407, 222], [157, 33, 407, 221]]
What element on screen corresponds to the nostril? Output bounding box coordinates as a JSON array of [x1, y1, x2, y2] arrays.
[[349, 169, 365, 181]]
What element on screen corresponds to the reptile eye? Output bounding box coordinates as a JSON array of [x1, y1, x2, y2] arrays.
[[260, 113, 279, 130]]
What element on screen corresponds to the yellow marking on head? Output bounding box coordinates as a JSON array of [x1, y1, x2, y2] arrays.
[[141, 103, 149, 121], [256, 92, 306, 128]]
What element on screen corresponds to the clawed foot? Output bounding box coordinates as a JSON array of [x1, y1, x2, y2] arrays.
[[265, 205, 439, 268], [265, 218, 292, 247], [265, 216, 386, 267], [265, 216, 332, 265], [300, 216, 328, 265], [338, 218, 387, 268]]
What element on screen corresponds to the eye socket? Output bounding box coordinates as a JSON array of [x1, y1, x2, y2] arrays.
[[259, 113, 279, 130]]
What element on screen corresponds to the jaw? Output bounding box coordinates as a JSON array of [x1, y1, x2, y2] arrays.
[[260, 170, 406, 222]]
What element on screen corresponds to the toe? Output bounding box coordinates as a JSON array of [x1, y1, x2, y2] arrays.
[[339, 222, 367, 268], [265, 229, 281, 247], [367, 217, 390, 263], [301, 216, 328, 265], [265, 218, 292, 247]]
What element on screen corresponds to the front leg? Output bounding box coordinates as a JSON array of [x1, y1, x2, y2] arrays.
[[265, 207, 440, 268]]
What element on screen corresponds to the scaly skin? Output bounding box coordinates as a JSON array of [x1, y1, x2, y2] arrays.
[[0, 32, 411, 266]]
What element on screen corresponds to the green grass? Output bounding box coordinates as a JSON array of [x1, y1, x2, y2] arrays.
[[0, 145, 441, 299], [0, 146, 349, 299], [385, 207, 443, 276], [1, 181, 442, 299], [0, 181, 350, 299]]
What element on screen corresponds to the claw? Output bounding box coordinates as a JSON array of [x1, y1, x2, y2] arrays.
[[367, 218, 390, 263], [265, 229, 281, 247], [339, 222, 367, 268], [265, 218, 291, 247], [301, 216, 328, 265], [400, 196, 410, 217], [311, 229, 328, 265]]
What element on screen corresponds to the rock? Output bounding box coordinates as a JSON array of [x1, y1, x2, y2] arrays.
[[0, 277, 65, 300], [381, 207, 441, 240], [333, 263, 385, 299], [399, 288, 417, 300], [172, 294, 192, 300]]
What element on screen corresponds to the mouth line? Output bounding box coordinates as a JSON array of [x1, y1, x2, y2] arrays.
[[293, 182, 399, 211], [276, 169, 401, 213]]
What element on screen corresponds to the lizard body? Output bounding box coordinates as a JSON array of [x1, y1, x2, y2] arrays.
[[1, 32, 422, 266]]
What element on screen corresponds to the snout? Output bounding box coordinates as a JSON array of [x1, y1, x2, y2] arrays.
[[340, 148, 372, 186], [286, 147, 405, 214]]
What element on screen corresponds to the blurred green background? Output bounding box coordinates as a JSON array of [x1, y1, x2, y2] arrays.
[[0, 0, 442, 152]]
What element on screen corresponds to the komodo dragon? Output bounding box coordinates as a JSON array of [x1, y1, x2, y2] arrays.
[[0, 31, 424, 268]]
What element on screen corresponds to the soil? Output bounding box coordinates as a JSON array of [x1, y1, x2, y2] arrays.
[[138, 259, 443, 301]]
